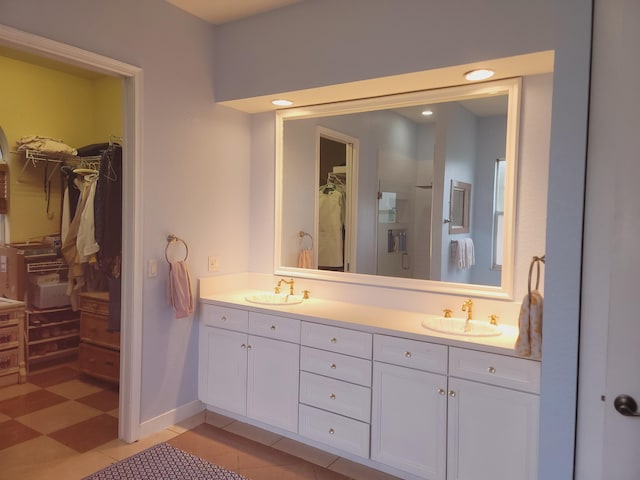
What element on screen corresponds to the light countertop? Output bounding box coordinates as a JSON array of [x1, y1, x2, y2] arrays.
[[200, 290, 533, 359]]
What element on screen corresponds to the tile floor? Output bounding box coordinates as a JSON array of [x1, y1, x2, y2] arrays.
[[0, 364, 400, 480]]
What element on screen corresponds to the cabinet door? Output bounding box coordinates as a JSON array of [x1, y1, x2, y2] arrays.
[[371, 361, 448, 480], [247, 335, 300, 433], [447, 377, 539, 480], [199, 326, 247, 416]]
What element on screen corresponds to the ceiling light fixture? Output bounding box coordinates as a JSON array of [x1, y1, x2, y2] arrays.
[[464, 69, 495, 81], [421, 109, 434, 116], [272, 99, 293, 106]]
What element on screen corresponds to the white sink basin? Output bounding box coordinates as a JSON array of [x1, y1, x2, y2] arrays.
[[421, 317, 502, 337], [245, 293, 304, 305]]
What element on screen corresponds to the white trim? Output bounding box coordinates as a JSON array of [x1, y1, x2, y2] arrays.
[[139, 400, 205, 439], [0, 24, 143, 443]]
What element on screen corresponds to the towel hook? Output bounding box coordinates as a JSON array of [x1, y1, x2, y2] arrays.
[[165, 234, 189, 263]]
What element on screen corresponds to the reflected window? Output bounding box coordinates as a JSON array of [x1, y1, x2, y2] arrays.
[[492, 158, 506, 269]]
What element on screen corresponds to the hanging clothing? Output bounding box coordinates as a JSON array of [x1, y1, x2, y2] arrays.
[[318, 188, 344, 268], [76, 175, 100, 262]]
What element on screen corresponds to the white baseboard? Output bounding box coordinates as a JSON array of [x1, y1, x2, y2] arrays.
[[139, 400, 205, 439]]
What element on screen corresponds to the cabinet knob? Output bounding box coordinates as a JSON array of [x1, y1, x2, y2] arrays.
[[221, 316, 227, 322], [330, 393, 336, 400], [241, 343, 247, 349], [270, 325, 276, 331], [330, 363, 337, 369], [328, 428, 335, 435], [488, 366, 496, 374], [404, 351, 412, 358], [331, 337, 337, 344], [438, 388, 446, 396], [247, 344, 252, 350], [449, 390, 457, 398]]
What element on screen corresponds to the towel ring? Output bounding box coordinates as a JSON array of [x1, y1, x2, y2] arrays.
[[299, 230, 313, 249], [165, 234, 189, 263], [527, 254, 546, 297]]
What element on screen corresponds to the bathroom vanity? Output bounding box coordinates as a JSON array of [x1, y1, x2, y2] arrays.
[[198, 291, 539, 480]]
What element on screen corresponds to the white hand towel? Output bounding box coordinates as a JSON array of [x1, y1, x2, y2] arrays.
[[297, 249, 313, 268], [167, 261, 194, 319], [515, 290, 543, 359]]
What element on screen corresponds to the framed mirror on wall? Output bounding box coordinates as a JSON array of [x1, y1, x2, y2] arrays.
[[275, 78, 522, 299]]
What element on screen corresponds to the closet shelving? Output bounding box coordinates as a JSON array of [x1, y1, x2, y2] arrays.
[[24, 260, 80, 372], [15, 148, 102, 182]]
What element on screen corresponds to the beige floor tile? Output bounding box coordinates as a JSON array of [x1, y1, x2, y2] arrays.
[[36, 450, 117, 480], [224, 420, 283, 446], [328, 457, 401, 480], [272, 436, 339, 468], [167, 410, 205, 434], [45, 379, 103, 399], [106, 407, 119, 417], [0, 383, 40, 402], [204, 409, 236, 428], [16, 400, 102, 434], [0, 411, 9, 423], [96, 428, 178, 461], [0, 436, 77, 480]]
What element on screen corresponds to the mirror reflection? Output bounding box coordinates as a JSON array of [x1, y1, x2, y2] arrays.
[[278, 79, 520, 294]]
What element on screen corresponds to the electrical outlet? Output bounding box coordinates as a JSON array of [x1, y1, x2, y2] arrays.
[[208, 256, 220, 272]]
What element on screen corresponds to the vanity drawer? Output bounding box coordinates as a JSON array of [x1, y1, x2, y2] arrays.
[[301, 346, 372, 387], [201, 304, 248, 332], [299, 404, 370, 458], [249, 312, 300, 343], [374, 334, 448, 374], [299, 371, 371, 422], [449, 347, 541, 394], [301, 322, 372, 359]]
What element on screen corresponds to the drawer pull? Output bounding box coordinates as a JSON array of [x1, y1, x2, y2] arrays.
[[405, 351, 412, 358], [438, 388, 446, 396], [449, 390, 457, 398], [328, 428, 335, 435], [221, 316, 227, 322], [488, 366, 496, 374], [270, 325, 276, 331], [330, 363, 337, 369], [330, 393, 336, 400], [331, 337, 337, 344]]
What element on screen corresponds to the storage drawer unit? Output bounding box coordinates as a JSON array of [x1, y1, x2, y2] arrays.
[[299, 404, 370, 458], [201, 304, 248, 332], [301, 346, 372, 387], [300, 371, 371, 422], [449, 347, 541, 394], [374, 334, 448, 374], [79, 292, 119, 384], [249, 312, 300, 343], [301, 322, 372, 359], [79, 343, 120, 383]]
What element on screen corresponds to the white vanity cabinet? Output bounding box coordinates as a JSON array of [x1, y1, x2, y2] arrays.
[[199, 305, 300, 433], [298, 322, 373, 458], [371, 334, 449, 480], [446, 347, 540, 480]]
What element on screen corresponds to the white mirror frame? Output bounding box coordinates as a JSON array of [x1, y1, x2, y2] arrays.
[[275, 78, 521, 300]]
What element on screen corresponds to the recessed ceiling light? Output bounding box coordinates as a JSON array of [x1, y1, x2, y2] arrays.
[[464, 69, 495, 81], [421, 109, 434, 116], [272, 99, 293, 106]]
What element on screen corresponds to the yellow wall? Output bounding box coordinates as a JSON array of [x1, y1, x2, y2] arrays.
[[0, 55, 122, 242]]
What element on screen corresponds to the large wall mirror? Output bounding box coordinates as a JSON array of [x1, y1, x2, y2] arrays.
[[275, 78, 521, 299]]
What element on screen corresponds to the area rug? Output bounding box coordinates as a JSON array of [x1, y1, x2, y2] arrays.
[[83, 442, 249, 480]]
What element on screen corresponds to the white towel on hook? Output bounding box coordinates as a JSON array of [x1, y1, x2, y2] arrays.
[[167, 261, 194, 319]]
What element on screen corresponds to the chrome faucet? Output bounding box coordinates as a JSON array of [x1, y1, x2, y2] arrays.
[[275, 278, 295, 295], [462, 299, 473, 332]]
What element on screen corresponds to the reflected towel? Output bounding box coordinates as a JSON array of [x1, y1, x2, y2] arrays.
[[298, 249, 313, 268], [167, 261, 194, 319], [514, 290, 543, 359], [455, 238, 475, 269]]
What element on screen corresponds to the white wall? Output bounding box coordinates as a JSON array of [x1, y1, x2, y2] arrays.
[[0, 0, 252, 423]]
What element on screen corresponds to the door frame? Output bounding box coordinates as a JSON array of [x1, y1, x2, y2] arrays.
[[0, 24, 143, 443]]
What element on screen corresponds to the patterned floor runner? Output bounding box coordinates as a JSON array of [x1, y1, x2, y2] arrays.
[[83, 442, 249, 480]]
